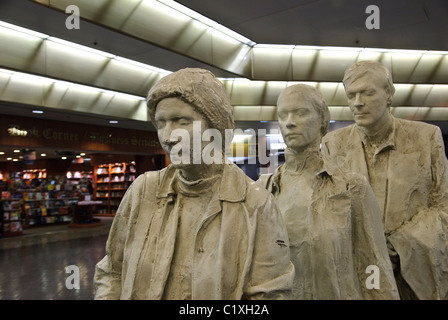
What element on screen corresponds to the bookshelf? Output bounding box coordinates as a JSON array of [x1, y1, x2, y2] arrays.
[[1, 191, 23, 237], [94, 162, 136, 216], [21, 191, 75, 227]]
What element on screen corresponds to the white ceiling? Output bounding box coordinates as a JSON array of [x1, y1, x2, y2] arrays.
[[0, 0, 447, 161]]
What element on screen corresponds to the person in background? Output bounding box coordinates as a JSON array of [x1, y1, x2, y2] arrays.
[[258, 84, 399, 299], [87, 179, 94, 195], [94, 68, 294, 300], [31, 174, 41, 188], [321, 60, 448, 299]]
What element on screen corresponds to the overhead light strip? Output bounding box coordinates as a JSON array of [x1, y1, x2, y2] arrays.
[[0, 20, 171, 77], [0, 20, 49, 39], [0, 68, 146, 101], [253, 43, 448, 55], [156, 0, 256, 46]]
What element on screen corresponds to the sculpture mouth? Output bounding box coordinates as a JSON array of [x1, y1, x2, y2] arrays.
[[285, 133, 301, 138]]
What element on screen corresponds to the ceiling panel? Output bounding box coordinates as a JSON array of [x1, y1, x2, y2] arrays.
[[0, 0, 447, 136]]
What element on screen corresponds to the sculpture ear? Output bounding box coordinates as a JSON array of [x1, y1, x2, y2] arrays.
[[387, 98, 392, 106]]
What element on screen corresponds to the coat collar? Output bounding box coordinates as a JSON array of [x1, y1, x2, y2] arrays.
[[155, 163, 247, 202], [270, 152, 336, 194], [355, 115, 397, 154]]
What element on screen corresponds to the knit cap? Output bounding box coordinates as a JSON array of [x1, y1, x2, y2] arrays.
[[147, 68, 235, 143]]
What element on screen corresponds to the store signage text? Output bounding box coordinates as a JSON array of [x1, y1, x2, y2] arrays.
[[7, 123, 159, 149], [43, 128, 79, 142], [8, 127, 29, 137]]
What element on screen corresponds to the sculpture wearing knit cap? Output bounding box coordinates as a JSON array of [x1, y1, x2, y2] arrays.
[[94, 67, 294, 300], [147, 68, 234, 147]]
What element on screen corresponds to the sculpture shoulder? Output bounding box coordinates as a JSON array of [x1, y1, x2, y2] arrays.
[[323, 159, 369, 190], [395, 118, 440, 138], [322, 124, 356, 144], [239, 174, 278, 214], [126, 166, 172, 195], [256, 173, 274, 190], [246, 175, 274, 203]]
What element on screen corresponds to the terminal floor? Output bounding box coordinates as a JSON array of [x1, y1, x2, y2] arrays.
[[0, 217, 113, 300]]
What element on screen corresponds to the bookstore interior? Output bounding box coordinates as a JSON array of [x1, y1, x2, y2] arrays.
[[0, 112, 273, 238], [0, 110, 170, 238], [1, 0, 448, 242], [0, 153, 166, 237]]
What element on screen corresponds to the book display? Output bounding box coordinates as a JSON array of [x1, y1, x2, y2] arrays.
[[94, 162, 136, 215], [0, 169, 98, 236], [1, 191, 23, 237], [21, 190, 75, 227]]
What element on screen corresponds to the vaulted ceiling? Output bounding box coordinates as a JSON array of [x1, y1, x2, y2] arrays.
[[0, 0, 447, 133]]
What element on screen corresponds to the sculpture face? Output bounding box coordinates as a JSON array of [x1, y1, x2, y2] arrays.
[[277, 93, 322, 152], [155, 97, 209, 168], [345, 72, 390, 129]]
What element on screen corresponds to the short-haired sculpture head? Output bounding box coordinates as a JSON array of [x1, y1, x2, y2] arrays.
[[343, 60, 395, 106], [146, 67, 235, 147], [277, 84, 331, 137]]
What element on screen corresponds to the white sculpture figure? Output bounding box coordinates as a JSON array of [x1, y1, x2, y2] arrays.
[[258, 84, 399, 300], [93, 68, 294, 300], [321, 61, 448, 300]]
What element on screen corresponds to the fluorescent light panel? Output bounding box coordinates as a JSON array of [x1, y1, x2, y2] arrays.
[[0, 68, 146, 102], [0, 20, 170, 79], [0, 20, 49, 39], [156, 0, 255, 45]]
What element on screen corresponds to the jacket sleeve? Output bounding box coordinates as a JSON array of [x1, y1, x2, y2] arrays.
[[349, 174, 400, 300], [244, 192, 295, 300], [388, 126, 448, 299], [93, 175, 144, 299]]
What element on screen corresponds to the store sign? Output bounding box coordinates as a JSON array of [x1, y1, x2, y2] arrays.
[[1, 115, 163, 155], [8, 127, 28, 137]]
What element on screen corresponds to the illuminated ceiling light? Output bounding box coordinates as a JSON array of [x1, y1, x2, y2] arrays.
[[0, 20, 49, 39], [254, 44, 296, 50], [12, 159, 19, 162], [252, 44, 448, 59], [0, 152, 4, 155], [13, 149, 20, 153], [41, 153, 46, 157], [156, 0, 255, 46], [61, 156, 67, 160], [109, 120, 118, 124], [114, 56, 170, 74], [48, 37, 116, 58], [0, 20, 170, 79], [7, 157, 12, 160], [32, 110, 44, 114], [0, 68, 146, 103]]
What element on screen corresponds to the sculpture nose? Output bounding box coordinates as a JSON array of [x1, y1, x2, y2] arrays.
[[353, 93, 364, 107], [285, 113, 296, 129]]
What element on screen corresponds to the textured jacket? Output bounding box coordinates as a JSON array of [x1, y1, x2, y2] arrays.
[[258, 153, 399, 299], [321, 117, 448, 299], [94, 163, 294, 300]]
